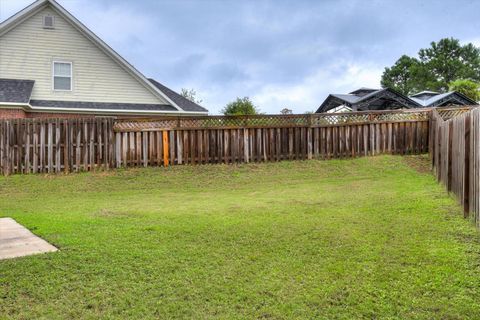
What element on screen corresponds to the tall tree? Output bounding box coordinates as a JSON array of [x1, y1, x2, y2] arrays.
[[222, 97, 259, 115], [380, 55, 422, 95], [381, 38, 480, 94], [419, 38, 480, 91]]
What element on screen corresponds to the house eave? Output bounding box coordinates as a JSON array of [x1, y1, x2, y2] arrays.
[[0, 0, 48, 36]]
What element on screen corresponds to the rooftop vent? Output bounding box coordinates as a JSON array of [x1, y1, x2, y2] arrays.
[[43, 15, 55, 29]]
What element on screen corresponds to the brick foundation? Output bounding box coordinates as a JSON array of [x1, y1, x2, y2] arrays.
[[0, 108, 26, 119], [0, 109, 172, 119], [25, 112, 97, 119]]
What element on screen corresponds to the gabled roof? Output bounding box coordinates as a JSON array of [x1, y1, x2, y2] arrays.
[[316, 87, 421, 113], [0, 0, 208, 114], [354, 88, 420, 109], [410, 91, 477, 107], [148, 79, 208, 113], [0, 79, 35, 104]]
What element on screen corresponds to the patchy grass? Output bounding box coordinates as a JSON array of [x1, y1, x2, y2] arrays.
[[1, 155, 480, 319]]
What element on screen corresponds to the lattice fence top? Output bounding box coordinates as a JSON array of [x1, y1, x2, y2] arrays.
[[112, 106, 476, 132], [437, 107, 473, 120], [311, 110, 430, 126]]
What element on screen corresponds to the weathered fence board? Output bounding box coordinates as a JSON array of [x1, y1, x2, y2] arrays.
[[0, 118, 115, 175], [431, 107, 480, 225]]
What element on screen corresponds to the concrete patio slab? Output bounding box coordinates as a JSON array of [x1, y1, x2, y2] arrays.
[[0, 217, 57, 260]]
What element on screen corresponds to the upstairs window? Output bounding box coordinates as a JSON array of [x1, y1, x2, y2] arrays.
[[53, 62, 72, 91]]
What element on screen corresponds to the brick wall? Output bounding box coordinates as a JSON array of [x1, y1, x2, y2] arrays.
[[0, 108, 184, 119], [26, 112, 97, 119], [0, 108, 26, 119], [0, 109, 106, 119], [27, 113, 154, 119]]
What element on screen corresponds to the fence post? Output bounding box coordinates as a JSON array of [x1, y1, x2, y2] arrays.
[[243, 128, 249, 163], [447, 121, 453, 192], [429, 110, 435, 167], [307, 127, 313, 159], [163, 130, 169, 167], [464, 113, 471, 217], [115, 132, 121, 168], [307, 113, 313, 127], [5, 121, 11, 176], [437, 125, 442, 182]]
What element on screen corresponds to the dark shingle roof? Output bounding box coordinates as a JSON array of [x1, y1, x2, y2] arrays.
[[148, 79, 208, 113], [0, 79, 35, 103], [331, 93, 362, 104], [30, 100, 177, 111], [349, 88, 379, 95]]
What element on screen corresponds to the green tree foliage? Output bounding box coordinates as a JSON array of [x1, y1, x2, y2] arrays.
[[381, 38, 480, 95], [449, 79, 480, 102], [222, 97, 259, 115], [180, 88, 203, 104], [380, 55, 423, 95]]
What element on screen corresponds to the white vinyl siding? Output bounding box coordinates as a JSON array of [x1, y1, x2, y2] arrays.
[[0, 7, 168, 105]]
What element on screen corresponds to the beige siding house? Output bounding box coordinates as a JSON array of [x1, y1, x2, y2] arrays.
[[0, 0, 208, 118]]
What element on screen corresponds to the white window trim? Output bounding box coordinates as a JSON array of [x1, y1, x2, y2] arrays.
[[52, 61, 73, 92]]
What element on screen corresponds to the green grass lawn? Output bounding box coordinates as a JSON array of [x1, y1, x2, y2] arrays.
[[1, 155, 480, 319]]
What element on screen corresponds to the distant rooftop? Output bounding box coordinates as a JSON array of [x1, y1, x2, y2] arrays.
[[316, 87, 477, 113]]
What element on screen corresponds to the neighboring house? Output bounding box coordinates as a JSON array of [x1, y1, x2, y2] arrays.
[[316, 87, 477, 113], [0, 0, 208, 119]]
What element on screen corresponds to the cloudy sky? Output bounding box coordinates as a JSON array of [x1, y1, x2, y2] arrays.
[[1, 0, 480, 114]]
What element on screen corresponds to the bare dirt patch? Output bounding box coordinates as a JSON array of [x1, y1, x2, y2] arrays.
[[402, 155, 432, 174]]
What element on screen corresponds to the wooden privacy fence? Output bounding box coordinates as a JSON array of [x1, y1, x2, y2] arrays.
[[0, 107, 471, 175], [431, 107, 480, 225], [0, 118, 115, 175], [113, 117, 430, 168]]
